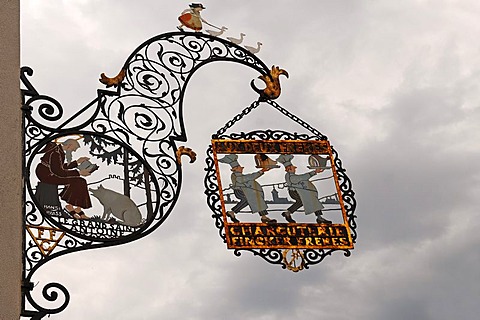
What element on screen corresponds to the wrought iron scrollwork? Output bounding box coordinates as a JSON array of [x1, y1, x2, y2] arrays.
[[21, 31, 274, 318], [22, 282, 70, 320], [331, 146, 358, 243], [21, 28, 356, 316]]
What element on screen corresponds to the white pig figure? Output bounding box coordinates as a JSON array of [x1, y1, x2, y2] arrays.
[[89, 185, 142, 227]]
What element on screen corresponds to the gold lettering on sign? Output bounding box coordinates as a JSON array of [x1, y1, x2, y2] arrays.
[[226, 224, 352, 249], [26, 225, 66, 256], [213, 140, 330, 155]]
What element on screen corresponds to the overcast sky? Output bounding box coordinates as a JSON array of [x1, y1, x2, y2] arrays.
[[20, 1, 480, 319]]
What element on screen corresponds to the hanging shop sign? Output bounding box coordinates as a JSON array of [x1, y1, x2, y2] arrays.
[[20, 7, 357, 318], [211, 139, 353, 250]]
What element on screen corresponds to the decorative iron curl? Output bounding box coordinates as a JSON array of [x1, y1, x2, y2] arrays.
[[23, 209, 88, 275], [331, 146, 357, 243], [25, 201, 43, 226], [27, 95, 64, 122], [24, 282, 70, 318], [25, 245, 43, 271], [204, 146, 226, 241], [232, 248, 285, 268], [218, 129, 318, 141], [252, 248, 284, 266], [303, 249, 333, 268]]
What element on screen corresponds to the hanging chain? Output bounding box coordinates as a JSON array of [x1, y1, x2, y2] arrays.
[[214, 100, 261, 137], [265, 100, 327, 140], [214, 99, 327, 140]]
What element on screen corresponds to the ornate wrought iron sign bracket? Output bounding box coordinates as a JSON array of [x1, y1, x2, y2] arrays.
[[20, 30, 356, 318]]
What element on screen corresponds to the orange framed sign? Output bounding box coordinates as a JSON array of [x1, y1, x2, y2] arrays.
[[211, 139, 354, 250]]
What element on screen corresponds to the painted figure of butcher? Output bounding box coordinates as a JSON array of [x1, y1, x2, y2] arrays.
[[218, 154, 277, 224], [277, 154, 331, 224]]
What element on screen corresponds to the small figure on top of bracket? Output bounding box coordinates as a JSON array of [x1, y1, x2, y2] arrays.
[[177, 3, 224, 33]]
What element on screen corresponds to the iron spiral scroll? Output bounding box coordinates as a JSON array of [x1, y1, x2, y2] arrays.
[[21, 32, 273, 318]]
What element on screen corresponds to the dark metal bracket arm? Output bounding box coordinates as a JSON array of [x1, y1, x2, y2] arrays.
[[20, 31, 356, 318], [20, 31, 275, 319]]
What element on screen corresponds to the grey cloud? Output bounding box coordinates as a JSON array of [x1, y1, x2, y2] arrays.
[[20, 0, 480, 319]]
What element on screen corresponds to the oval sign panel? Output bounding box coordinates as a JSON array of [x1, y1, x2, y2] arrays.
[[27, 133, 159, 241]]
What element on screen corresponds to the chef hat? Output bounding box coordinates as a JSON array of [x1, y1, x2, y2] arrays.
[[276, 154, 295, 167], [218, 154, 240, 168]]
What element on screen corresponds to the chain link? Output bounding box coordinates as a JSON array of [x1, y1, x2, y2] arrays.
[[266, 100, 327, 139], [214, 100, 261, 137], [214, 99, 327, 140]]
